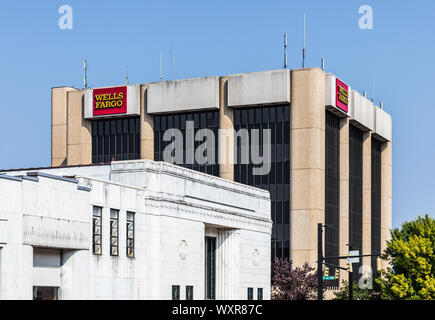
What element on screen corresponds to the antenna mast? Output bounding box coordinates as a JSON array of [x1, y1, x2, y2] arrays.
[[160, 50, 163, 82], [302, 13, 306, 68], [284, 33, 287, 69], [170, 49, 173, 79], [83, 59, 88, 89], [126, 65, 129, 85]]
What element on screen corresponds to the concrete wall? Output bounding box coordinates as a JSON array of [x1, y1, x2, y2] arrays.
[[338, 117, 350, 279], [227, 69, 290, 107], [374, 106, 392, 142], [290, 68, 326, 267], [52, 87, 77, 167], [351, 90, 375, 131], [67, 90, 92, 166], [147, 77, 219, 114]]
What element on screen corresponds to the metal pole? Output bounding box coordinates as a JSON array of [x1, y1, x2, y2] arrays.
[[317, 223, 323, 300], [349, 244, 353, 301]]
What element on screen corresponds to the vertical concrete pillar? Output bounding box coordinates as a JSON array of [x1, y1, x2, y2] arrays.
[[290, 68, 325, 267], [140, 85, 154, 160], [339, 117, 349, 279], [216, 229, 240, 299], [66, 90, 92, 166], [60, 249, 89, 300], [380, 141, 392, 269], [219, 76, 234, 181], [52, 87, 77, 167], [362, 131, 372, 268]]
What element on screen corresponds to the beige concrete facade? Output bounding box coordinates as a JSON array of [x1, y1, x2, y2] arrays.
[[380, 141, 393, 269], [218, 76, 234, 181], [289, 68, 326, 267], [51, 87, 77, 166], [66, 90, 92, 166], [140, 85, 154, 160], [362, 131, 372, 268], [338, 117, 350, 279]]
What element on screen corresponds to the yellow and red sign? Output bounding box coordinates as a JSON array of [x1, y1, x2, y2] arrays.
[[336, 78, 349, 113], [93, 86, 127, 116]]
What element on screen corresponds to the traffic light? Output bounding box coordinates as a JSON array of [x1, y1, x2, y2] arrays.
[[324, 267, 330, 277], [335, 268, 340, 280]]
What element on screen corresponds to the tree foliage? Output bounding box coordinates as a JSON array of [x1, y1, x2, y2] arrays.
[[376, 214, 435, 300], [271, 258, 324, 300], [333, 280, 381, 300]]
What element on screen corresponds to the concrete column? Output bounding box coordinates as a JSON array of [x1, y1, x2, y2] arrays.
[[339, 117, 349, 279], [216, 229, 240, 299], [140, 85, 154, 160], [380, 141, 392, 269], [290, 68, 325, 267], [60, 249, 89, 300], [52, 87, 77, 167], [362, 131, 372, 268], [66, 90, 92, 166], [218, 76, 234, 181]]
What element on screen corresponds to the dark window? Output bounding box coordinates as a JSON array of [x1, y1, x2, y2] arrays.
[[257, 288, 263, 300], [349, 125, 363, 272], [92, 206, 102, 255], [247, 288, 254, 300], [33, 287, 59, 300], [110, 209, 119, 256], [186, 286, 194, 300], [91, 117, 140, 164], [172, 285, 180, 300], [371, 138, 382, 276], [205, 237, 216, 300], [325, 111, 340, 288], [154, 111, 219, 176], [126, 212, 135, 258], [234, 104, 290, 261]]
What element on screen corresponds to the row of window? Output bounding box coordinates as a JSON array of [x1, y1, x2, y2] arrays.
[[171, 286, 263, 300], [325, 111, 340, 288], [234, 105, 291, 261], [247, 288, 263, 300], [172, 285, 194, 300], [92, 206, 135, 258]]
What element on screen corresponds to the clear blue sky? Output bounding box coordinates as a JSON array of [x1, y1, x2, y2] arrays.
[[0, 0, 434, 228]]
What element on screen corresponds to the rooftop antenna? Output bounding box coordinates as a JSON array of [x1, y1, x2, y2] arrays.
[[371, 72, 375, 103], [321, 58, 325, 71], [170, 49, 173, 79], [125, 65, 129, 85], [160, 50, 163, 82], [284, 33, 288, 69], [302, 13, 306, 68], [83, 59, 88, 89]]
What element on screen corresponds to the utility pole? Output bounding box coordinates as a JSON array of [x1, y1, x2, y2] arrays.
[[317, 223, 323, 300]]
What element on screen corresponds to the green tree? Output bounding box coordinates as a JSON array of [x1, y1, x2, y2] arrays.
[[333, 280, 381, 300], [376, 214, 435, 300]]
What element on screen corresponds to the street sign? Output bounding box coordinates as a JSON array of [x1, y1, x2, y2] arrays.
[[346, 250, 360, 264], [322, 276, 335, 281]]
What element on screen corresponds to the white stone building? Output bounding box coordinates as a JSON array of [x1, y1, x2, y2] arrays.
[[0, 159, 271, 300]]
